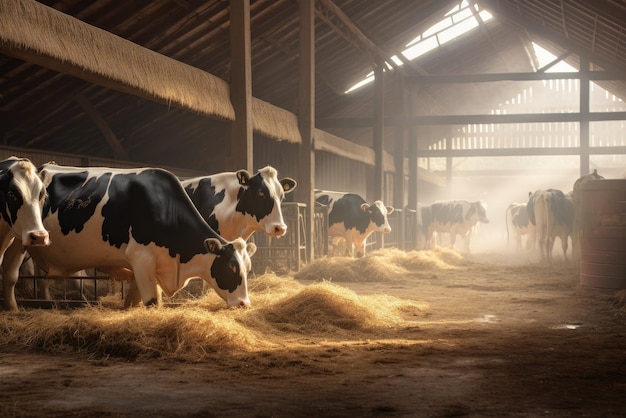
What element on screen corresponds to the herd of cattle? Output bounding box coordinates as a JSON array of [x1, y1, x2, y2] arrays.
[[0, 156, 605, 310]]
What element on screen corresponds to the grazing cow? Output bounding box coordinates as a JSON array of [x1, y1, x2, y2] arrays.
[[315, 191, 394, 258], [0, 156, 50, 265], [1, 163, 256, 311], [527, 189, 573, 263], [124, 166, 297, 306], [421, 200, 489, 253], [571, 169, 604, 265], [505, 203, 535, 252]]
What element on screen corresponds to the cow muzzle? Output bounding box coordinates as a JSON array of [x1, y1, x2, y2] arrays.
[[25, 230, 51, 247], [229, 299, 251, 309], [267, 223, 287, 237]]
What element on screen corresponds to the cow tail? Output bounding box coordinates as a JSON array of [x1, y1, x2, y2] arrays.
[[542, 193, 551, 260]]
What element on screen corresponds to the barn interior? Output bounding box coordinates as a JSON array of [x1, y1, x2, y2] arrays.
[[1, 1, 626, 416], [1, 0, 626, 258]]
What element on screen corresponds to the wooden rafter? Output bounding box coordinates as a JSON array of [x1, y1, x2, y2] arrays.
[[478, 0, 626, 73], [316, 0, 399, 71], [74, 94, 129, 160]]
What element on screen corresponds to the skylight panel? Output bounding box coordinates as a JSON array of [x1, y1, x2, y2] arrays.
[[452, 6, 474, 22], [343, 1, 494, 94], [437, 17, 478, 44], [402, 36, 439, 60], [423, 16, 453, 38], [532, 42, 576, 72]]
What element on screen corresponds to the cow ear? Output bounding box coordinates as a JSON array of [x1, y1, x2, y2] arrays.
[[361, 203, 371, 212], [386, 206, 394, 214], [247, 242, 257, 257], [204, 238, 223, 255], [280, 178, 297, 193], [236, 170, 251, 186]]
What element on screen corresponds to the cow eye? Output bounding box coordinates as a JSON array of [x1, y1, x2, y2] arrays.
[[258, 191, 265, 198], [7, 191, 17, 201]]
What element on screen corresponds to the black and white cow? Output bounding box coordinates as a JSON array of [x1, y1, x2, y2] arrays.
[[183, 166, 297, 241], [527, 189, 573, 263], [0, 157, 50, 265], [124, 165, 297, 306], [421, 200, 489, 253], [315, 191, 394, 258], [1, 163, 256, 311], [505, 202, 535, 252]]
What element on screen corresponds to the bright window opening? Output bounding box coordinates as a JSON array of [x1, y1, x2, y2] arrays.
[[344, 0, 493, 94]]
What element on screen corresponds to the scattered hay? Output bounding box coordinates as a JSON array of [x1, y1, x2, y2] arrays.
[[295, 247, 467, 283], [258, 281, 428, 334], [0, 305, 269, 361], [0, 270, 428, 361]]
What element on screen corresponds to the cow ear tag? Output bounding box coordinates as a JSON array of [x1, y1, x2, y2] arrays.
[[236, 170, 250, 186], [281, 178, 297, 193], [204, 238, 222, 254]]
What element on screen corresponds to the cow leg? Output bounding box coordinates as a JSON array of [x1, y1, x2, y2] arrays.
[[39, 278, 53, 301], [125, 244, 160, 307], [463, 231, 471, 253], [124, 280, 143, 308], [449, 228, 457, 250], [1, 242, 27, 311], [546, 236, 555, 263], [560, 235, 569, 263], [133, 275, 159, 307], [345, 231, 354, 257], [354, 238, 365, 258]]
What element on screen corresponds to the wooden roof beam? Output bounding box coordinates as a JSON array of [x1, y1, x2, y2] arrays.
[[74, 94, 129, 160], [316, 0, 400, 71], [478, 0, 626, 73]]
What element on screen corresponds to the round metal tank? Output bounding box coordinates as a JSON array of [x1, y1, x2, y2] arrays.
[[580, 179, 626, 289]]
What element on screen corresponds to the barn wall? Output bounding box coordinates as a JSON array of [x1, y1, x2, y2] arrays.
[[253, 135, 301, 200], [315, 151, 369, 198], [0, 146, 203, 178]]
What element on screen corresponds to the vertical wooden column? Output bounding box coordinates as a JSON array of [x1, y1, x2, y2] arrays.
[[298, 0, 315, 263], [229, 0, 253, 172], [408, 87, 419, 250], [393, 78, 407, 249], [579, 56, 590, 176], [373, 61, 385, 250], [373, 62, 385, 200], [445, 136, 453, 199]]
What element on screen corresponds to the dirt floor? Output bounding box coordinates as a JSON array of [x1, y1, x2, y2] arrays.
[[1, 248, 625, 418]]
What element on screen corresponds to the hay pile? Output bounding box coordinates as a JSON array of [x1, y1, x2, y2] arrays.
[[295, 247, 468, 282], [0, 266, 429, 361]]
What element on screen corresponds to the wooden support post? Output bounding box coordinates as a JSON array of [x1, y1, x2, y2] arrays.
[[408, 87, 419, 250], [579, 56, 590, 176], [298, 0, 315, 264], [394, 79, 407, 249], [373, 61, 385, 250], [229, 0, 253, 172]]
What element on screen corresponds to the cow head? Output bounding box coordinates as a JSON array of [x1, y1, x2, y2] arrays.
[[363, 200, 394, 233], [205, 237, 257, 308], [0, 157, 50, 247], [469, 201, 489, 224], [236, 166, 297, 238]]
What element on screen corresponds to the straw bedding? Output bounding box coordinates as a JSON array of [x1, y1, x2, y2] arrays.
[[0, 252, 431, 361]]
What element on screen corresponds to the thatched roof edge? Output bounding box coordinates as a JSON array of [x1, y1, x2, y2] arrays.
[[0, 0, 235, 121], [252, 98, 302, 144]]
